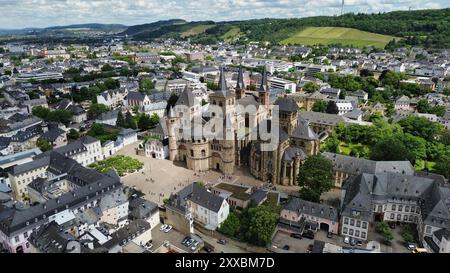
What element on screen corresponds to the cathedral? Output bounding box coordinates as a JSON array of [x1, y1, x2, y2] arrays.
[[165, 66, 320, 186]]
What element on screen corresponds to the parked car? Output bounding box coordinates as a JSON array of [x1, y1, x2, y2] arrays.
[[344, 236, 350, 244], [350, 238, 356, 246], [191, 241, 200, 251], [407, 244, 416, 250], [203, 246, 213, 253], [356, 240, 363, 247], [159, 224, 168, 231], [144, 243, 153, 250], [181, 236, 190, 245], [327, 232, 333, 238], [389, 222, 396, 229], [186, 239, 195, 247], [282, 245, 290, 251], [163, 225, 172, 233], [307, 244, 314, 252], [302, 230, 315, 239], [217, 239, 226, 245], [290, 233, 302, 239]]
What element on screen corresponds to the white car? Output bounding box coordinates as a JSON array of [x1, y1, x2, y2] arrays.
[[191, 241, 199, 251], [159, 224, 168, 231], [163, 225, 173, 233], [344, 236, 350, 244], [407, 244, 416, 250]]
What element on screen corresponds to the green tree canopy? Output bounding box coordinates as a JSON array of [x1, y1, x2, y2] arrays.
[[312, 100, 327, 113], [218, 212, 240, 237], [297, 155, 334, 202], [36, 138, 53, 152]]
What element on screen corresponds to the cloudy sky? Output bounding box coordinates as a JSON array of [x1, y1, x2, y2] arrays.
[[0, 0, 447, 29]]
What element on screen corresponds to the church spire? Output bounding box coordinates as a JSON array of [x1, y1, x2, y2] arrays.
[[236, 65, 245, 90], [218, 66, 228, 93], [259, 65, 268, 92]]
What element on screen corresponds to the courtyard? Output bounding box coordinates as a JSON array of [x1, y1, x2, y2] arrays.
[[116, 142, 300, 205]]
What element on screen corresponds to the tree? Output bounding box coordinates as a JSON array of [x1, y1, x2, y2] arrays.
[[137, 114, 152, 131], [416, 99, 430, 113], [101, 64, 113, 72], [323, 134, 340, 153], [67, 129, 80, 141], [398, 116, 443, 142], [443, 87, 450, 96], [139, 78, 155, 94], [245, 205, 278, 246], [297, 155, 334, 203], [371, 135, 414, 162], [36, 139, 53, 152], [218, 212, 240, 237], [150, 113, 160, 127], [326, 101, 339, 114], [116, 110, 125, 127], [303, 82, 319, 93], [88, 103, 108, 119], [125, 111, 137, 129], [312, 100, 327, 113], [376, 222, 394, 244], [434, 155, 450, 180]]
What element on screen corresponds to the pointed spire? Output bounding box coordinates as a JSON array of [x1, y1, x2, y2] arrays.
[[259, 65, 268, 92], [168, 106, 175, 118], [236, 65, 245, 90], [218, 66, 228, 92]]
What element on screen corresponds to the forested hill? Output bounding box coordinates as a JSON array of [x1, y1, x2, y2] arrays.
[[122, 8, 449, 48]]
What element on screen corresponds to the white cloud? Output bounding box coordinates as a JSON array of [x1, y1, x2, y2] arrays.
[[0, 0, 446, 29]]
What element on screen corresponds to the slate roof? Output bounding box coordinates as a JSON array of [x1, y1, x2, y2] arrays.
[[102, 219, 151, 249], [190, 183, 225, 213], [9, 156, 50, 176], [341, 172, 450, 227], [129, 197, 158, 220], [291, 116, 318, 140], [275, 98, 298, 112], [176, 86, 196, 107], [300, 111, 345, 126], [39, 128, 65, 142], [322, 152, 414, 176], [284, 197, 338, 222]]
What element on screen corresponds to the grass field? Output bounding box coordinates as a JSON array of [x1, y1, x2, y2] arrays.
[[281, 27, 397, 48], [181, 24, 214, 38], [221, 26, 242, 41]]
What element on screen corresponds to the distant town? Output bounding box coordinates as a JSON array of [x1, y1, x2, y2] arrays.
[[0, 7, 449, 255]]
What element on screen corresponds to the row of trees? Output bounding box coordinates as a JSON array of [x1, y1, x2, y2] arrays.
[[116, 110, 160, 131], [32, 106, 73, 125]]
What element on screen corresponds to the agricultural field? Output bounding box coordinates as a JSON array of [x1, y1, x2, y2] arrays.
[[281, 27, 397, 48], [221, 26, 242, 41], [181, 24, 214, 38], [89, 155, 144, 176]]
